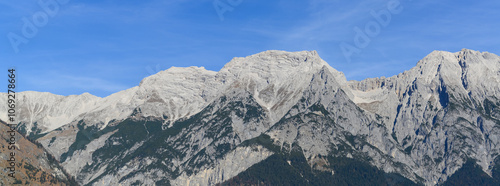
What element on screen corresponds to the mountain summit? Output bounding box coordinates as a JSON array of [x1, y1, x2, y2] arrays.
[[1, 49, 500, 185]]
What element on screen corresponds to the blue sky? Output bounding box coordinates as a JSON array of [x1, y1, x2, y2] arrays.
[[1, 0, 499, 97]]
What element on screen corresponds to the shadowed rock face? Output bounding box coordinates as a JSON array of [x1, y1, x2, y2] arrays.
[[3, 49, 500, 185]]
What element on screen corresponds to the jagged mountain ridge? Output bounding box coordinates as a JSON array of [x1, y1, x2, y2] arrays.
[[1, 49, 499, 185], [0, 51, 338, 134]]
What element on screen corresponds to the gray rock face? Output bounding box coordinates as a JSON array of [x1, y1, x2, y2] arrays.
[[349, 49, 500, 185], [172, 145, 273, 186], [268, 66, 413, 174], [4, 49, 500, 185]]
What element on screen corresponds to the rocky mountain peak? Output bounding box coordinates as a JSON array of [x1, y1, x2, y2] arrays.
[[219, 50, 326, 76], [214, 50, 350, 123], [395, 49, 499, 90], [139, 66, 217, 87], [417, 49, 498, 70]]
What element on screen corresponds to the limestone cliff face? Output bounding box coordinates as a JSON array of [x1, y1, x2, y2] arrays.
[[349, 49, 500, 184]]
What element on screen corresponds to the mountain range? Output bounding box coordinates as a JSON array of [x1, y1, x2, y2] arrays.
[[1, 49, 500, 185]]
